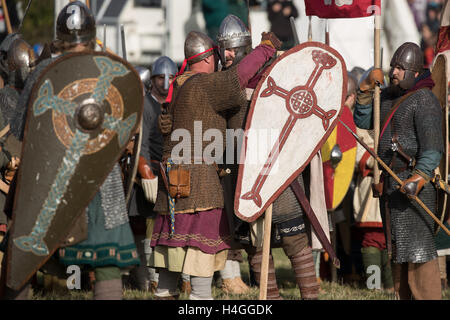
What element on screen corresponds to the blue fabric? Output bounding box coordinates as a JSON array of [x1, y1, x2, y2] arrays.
[[435, 221, 450, 250], [415, 149, 442, 177], [58, 192, 140, 268], [353, 102, 373, 130]]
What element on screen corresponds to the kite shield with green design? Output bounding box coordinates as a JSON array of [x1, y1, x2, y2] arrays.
[[6, 51, 143, 290]]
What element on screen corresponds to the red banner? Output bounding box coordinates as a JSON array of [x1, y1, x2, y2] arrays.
[[305, 0, 381, 19], [436, 0, 450, 54]]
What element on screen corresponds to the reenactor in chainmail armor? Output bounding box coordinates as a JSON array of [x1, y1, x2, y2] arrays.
[[217, 14, 320, 300], [126, 58, 178, 293], [354, 42, 443, 299], [0, 35, 32, 285], [1, 1, 140, 300], [215, 14, 252, 296], [149, 29, 281, 300]]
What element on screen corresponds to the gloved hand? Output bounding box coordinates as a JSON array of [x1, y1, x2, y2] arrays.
[[359, 68, 384, 91], [138, 156, 158, 203], [158, 113, 173, 135], [260, 32, 282, 50], [141, 177, 158, 203], [400, 173, 427, 197]]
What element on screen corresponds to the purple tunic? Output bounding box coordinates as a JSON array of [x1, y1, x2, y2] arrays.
[[150, 208, 231, 255]]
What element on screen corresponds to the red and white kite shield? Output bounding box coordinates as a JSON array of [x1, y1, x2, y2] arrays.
[[234, 42, 347, 222]]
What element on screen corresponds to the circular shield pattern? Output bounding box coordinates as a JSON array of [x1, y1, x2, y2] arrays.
[[54, 78, 124, 155], [287, 86, 316, 117]]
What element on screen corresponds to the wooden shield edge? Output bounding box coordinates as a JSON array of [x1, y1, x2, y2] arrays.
[[125, 116, 143, 204], [431, 52, 449, 234], [234, 42, 348, 222], [6, 51, 144, 290]]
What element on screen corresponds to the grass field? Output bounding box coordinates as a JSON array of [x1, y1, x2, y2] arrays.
[[30, 248, 450, 300]]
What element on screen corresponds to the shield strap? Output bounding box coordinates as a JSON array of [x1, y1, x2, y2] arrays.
[[290, 178, 340, 268]]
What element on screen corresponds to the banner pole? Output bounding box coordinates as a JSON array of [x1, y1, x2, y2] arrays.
[[373, 9, 382, 185]]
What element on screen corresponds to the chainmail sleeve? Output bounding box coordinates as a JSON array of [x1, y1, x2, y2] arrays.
[[413, 89, 444, 174], [0, 86, 19, 126], [203, 66, 248, 113]]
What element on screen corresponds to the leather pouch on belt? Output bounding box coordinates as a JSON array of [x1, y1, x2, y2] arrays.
[[168, 165, 190, 198]]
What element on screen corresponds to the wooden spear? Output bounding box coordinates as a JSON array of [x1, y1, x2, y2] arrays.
[[258, 204, 273, 300], [1, 0, 12, 34], [308, 16, 312, 42], [369, 5, 382, 186], [340, 120, 450, 236]]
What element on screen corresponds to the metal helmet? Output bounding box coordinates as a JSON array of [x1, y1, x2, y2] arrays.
[[7, 38, 37, 89], [0, 33, 21, 81], [56, 1, 96, 44], [389, 42, 423, 90], [217, 14, 252, 68], [134, 66, 151, 95], [350, 66, 366, 83], [184, 31, 216, 65], [151, 56, 178, 90]]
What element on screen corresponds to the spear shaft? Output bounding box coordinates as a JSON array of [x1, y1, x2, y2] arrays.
[[340, 120, 450, 236]]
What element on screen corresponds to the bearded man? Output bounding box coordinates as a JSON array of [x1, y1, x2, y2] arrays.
[[354, 42, 443, 300]]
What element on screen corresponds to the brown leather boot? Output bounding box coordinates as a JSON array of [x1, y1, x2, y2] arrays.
[[222, 278, 248, 294], [233, 277, 250, 293]]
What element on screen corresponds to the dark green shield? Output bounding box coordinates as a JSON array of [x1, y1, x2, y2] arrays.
[[6, 51, 143, 290]]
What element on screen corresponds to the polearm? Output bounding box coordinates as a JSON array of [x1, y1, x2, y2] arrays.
[[368, 5, 382, 187], [120, 24, 127, 61], [340, 120, 450, 236], [246, 0, 271, 301], [246, 0, 251, 33], [308, 16, 312, 42], [102, 24, 106, 52], [289, 14, 341, 267], [289, 17, 299, 46], [258, 204, 273, 300], [18, 0, 32, 32], [1, 0, 12, 34]]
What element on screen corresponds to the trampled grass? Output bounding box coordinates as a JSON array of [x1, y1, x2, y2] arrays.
[[30, 247, 450, 300]]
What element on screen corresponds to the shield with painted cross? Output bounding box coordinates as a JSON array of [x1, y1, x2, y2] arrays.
[[6, 51, 143, 290], [234, 42, 347, 222]]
